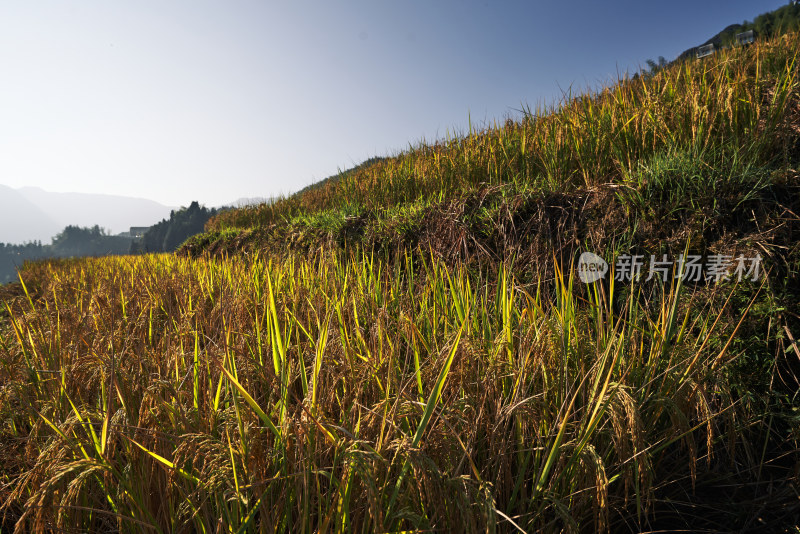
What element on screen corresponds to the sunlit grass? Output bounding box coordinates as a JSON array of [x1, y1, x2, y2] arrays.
[[1, 29, 799, 534], [0, 252, 769, 532], [208, 32, 800, 232]]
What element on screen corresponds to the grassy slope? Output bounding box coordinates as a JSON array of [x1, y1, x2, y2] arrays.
[[190, 33, 799, 281], [292, 157, 386, 198], [0, 31, 799, 533]]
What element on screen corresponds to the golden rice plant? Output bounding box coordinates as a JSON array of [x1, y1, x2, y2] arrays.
[[0, 250, 766, 532], [208, 31, 800, 232]]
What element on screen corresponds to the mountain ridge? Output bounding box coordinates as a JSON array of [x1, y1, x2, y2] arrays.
[[1, 185, 175, 244], [0, 185, 62, 244]]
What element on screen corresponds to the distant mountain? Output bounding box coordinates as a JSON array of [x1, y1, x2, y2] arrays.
[[0, 185, 174, 245], [0, 186, 174, 244], [0, 185, 62, 244]]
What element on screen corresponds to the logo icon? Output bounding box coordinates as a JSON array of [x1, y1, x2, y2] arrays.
[[578, 252, 608, 283]]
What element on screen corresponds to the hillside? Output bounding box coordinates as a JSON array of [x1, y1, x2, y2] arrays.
[[677, 2, 800, 61], [0, 185, 61, 243], [182, 30, 800, 528], [1, 28, 799, 534], [190, 31, 800, 284]]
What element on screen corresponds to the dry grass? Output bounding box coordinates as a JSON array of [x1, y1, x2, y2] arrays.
[[0, 253, 793, 532], [2, 26, 800, 534], [207, 32, 800, 233]]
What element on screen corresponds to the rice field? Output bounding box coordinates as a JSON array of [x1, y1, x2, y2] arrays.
[[0, 251, 790, 532], [208, 32, 800, 233], [1, 29, 800, 534]]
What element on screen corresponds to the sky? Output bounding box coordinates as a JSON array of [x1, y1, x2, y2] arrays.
[[0, 0, 788, 207]]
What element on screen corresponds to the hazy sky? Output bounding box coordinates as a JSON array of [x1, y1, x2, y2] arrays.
[[0, 1, 787, 207]]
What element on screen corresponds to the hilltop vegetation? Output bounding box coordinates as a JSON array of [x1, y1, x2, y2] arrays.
[[1, 28, 800, 534], [192, 31, 800, 284], [678, 2, 800, 59], [293, 157, 386, 197], [732, 2, 800, 41], [133, 201, 220, 254]]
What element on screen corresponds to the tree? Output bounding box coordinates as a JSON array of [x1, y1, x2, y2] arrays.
[[137, 201, 218, 253]]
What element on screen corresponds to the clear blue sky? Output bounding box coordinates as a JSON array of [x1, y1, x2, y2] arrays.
[[0, 1, 787, 207]]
